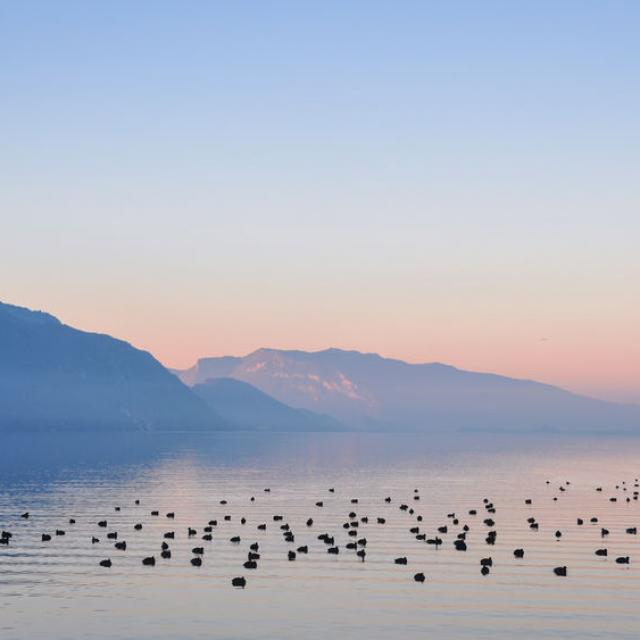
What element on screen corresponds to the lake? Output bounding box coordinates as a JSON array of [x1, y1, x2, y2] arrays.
[[1, 431, 640, 639]]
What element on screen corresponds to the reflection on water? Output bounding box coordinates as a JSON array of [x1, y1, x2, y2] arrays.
[[2, 432, 640, 639]]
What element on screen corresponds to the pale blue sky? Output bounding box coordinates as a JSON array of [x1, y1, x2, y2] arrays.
[[1, 1, 639, 402]]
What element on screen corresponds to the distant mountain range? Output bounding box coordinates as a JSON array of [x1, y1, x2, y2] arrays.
[[0, 302, 345, 433], [176, 348, 640, 433], [2, 300, 639, 434]]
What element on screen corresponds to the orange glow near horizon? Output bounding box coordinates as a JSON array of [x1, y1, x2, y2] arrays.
[[13, 287, 638, 406]]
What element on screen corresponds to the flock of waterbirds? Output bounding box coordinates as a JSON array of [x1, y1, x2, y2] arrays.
[[2, 478, 639, 588]]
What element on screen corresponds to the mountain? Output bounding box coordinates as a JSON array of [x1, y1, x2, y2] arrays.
[[175, 348, 640, 433], [192, 378, 348, 432], [0, 302, 222, 432]]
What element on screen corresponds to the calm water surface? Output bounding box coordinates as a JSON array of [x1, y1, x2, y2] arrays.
[[1, 432, 640, 639]]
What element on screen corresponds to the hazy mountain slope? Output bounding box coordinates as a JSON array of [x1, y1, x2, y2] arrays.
[[175, 348, 640, 433], [0, 302, 223, 432], [193, 378, 348, 431]]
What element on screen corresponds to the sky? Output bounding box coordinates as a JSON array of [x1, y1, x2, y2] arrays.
[[1, 1, 639, 404]]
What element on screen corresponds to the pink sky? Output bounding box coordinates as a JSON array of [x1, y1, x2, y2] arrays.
[[2, 2, 638, 406], [10, 283, 638, 406]]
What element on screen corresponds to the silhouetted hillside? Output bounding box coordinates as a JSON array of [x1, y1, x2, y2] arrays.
[[193, 377, 348, 432], [0, 302, 222, 432]]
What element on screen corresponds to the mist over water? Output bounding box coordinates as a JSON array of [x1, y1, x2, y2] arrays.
[[2, 432, 640, 639]]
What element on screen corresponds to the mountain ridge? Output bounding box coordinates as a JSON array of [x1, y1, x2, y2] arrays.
[[0, 302, 352, 433], [174, 348, 640, 433], [0, 301, 224, 432]]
